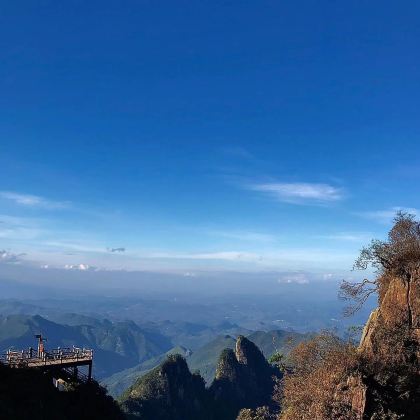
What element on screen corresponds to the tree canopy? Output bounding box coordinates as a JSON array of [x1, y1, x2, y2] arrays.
[[340, 212, 420, 315]]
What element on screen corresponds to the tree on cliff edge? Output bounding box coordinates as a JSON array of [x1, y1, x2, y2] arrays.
[[278, 213, 420, 419], [340, 211, 420, 316]]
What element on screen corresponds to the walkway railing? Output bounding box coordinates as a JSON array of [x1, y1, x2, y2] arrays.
[[0, 347, 93, 368]]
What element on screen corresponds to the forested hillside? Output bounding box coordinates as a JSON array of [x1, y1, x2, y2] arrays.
[[0, 314, 171, 378]]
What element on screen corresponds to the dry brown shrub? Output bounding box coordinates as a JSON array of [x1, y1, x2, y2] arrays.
[[277, 332, 359, 420]]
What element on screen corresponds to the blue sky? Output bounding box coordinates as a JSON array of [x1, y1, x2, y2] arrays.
[[1, 1, 420, 278]]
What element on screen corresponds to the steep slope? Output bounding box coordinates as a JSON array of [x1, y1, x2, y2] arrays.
[[280, 279, 420, 419], [119, 354, 212, 420], [359, 269, 420, 357], [352, 269, 420, 418], [189, 331, 305, 385], [210, 336, 281, 419], [280, 214, 420, 419], [187, 334, 236, 383], [102, 346, 190, 398], [119, 336, 282, 420]]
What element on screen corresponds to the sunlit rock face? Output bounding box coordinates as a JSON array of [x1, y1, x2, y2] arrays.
[[350, 271, 420, 418], [360, 270, 420, 364]]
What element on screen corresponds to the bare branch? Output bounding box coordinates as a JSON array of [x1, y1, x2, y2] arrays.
[[339, 211, 420, 316]]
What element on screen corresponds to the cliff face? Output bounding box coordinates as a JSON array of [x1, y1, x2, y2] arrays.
[[210, 336, 280, 419], [360, 271, 420, 354], [360, 270, 420, 361], [120, 338, 280, 420], [347, 271, 420, 419]]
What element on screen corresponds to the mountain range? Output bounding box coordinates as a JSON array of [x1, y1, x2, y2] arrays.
[[0, 310, 305, 394]]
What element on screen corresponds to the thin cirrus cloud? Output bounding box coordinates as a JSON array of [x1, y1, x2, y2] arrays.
[[148, 251, 261, 262], [0, 191, 69, 210], [319, 232, 373, 242], [207, 229, 276, 243], [248, 182, 343, 204], [358, 207, 420, 224]]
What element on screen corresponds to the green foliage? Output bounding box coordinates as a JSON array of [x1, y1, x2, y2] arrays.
[[210, 337, 282, 420], [268, 352, 287, 372], [121, 337, 282, 420], [102, 346, 189, 398], [120, 354, 213, 420], [187, 335, 236, 384]]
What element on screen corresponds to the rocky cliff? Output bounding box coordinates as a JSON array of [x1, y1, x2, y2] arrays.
[[348, 270, 420, 418], [120, 336, 280, 420], [279, 213, 420, 420], [210, 336, 280, 419], [360, 269, 420, 359], [119, 354, 212, 420]]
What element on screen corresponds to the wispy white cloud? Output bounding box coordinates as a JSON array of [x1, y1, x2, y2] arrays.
[[248, 182, 343, 204], [357, 207, 419, 224], [319, 232, 373, 242], [141, 247, 355, 271], [0, 243, 358, 273], [0, 214, 45, 241], [0, 191, 69, 209], [0, 225, 43, 240], [148, 251, 261, 262], [207, 229, 276, 243], [0, 214, 102, 254], [40, 240, 107, 254], [64, 263, 99, 271]]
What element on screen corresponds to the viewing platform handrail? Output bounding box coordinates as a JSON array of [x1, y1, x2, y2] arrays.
[[0, 347, 93, 366]]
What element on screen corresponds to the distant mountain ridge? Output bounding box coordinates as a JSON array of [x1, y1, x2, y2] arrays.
[[0, 314, 171, 378]]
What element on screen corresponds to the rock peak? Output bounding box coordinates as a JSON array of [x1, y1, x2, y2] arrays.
[[235, 335, 267, 368]]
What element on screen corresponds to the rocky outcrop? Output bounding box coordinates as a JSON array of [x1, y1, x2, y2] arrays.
[[210, 336, 280, 419], [279, 215, 420, 419], [359, 308, 379, 354], [119, 354, 212, 420], [335, 374, 367, 420], [353, 271, 420, 418], [120, 338, 280, 420], [360, 271, 420, 365]]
